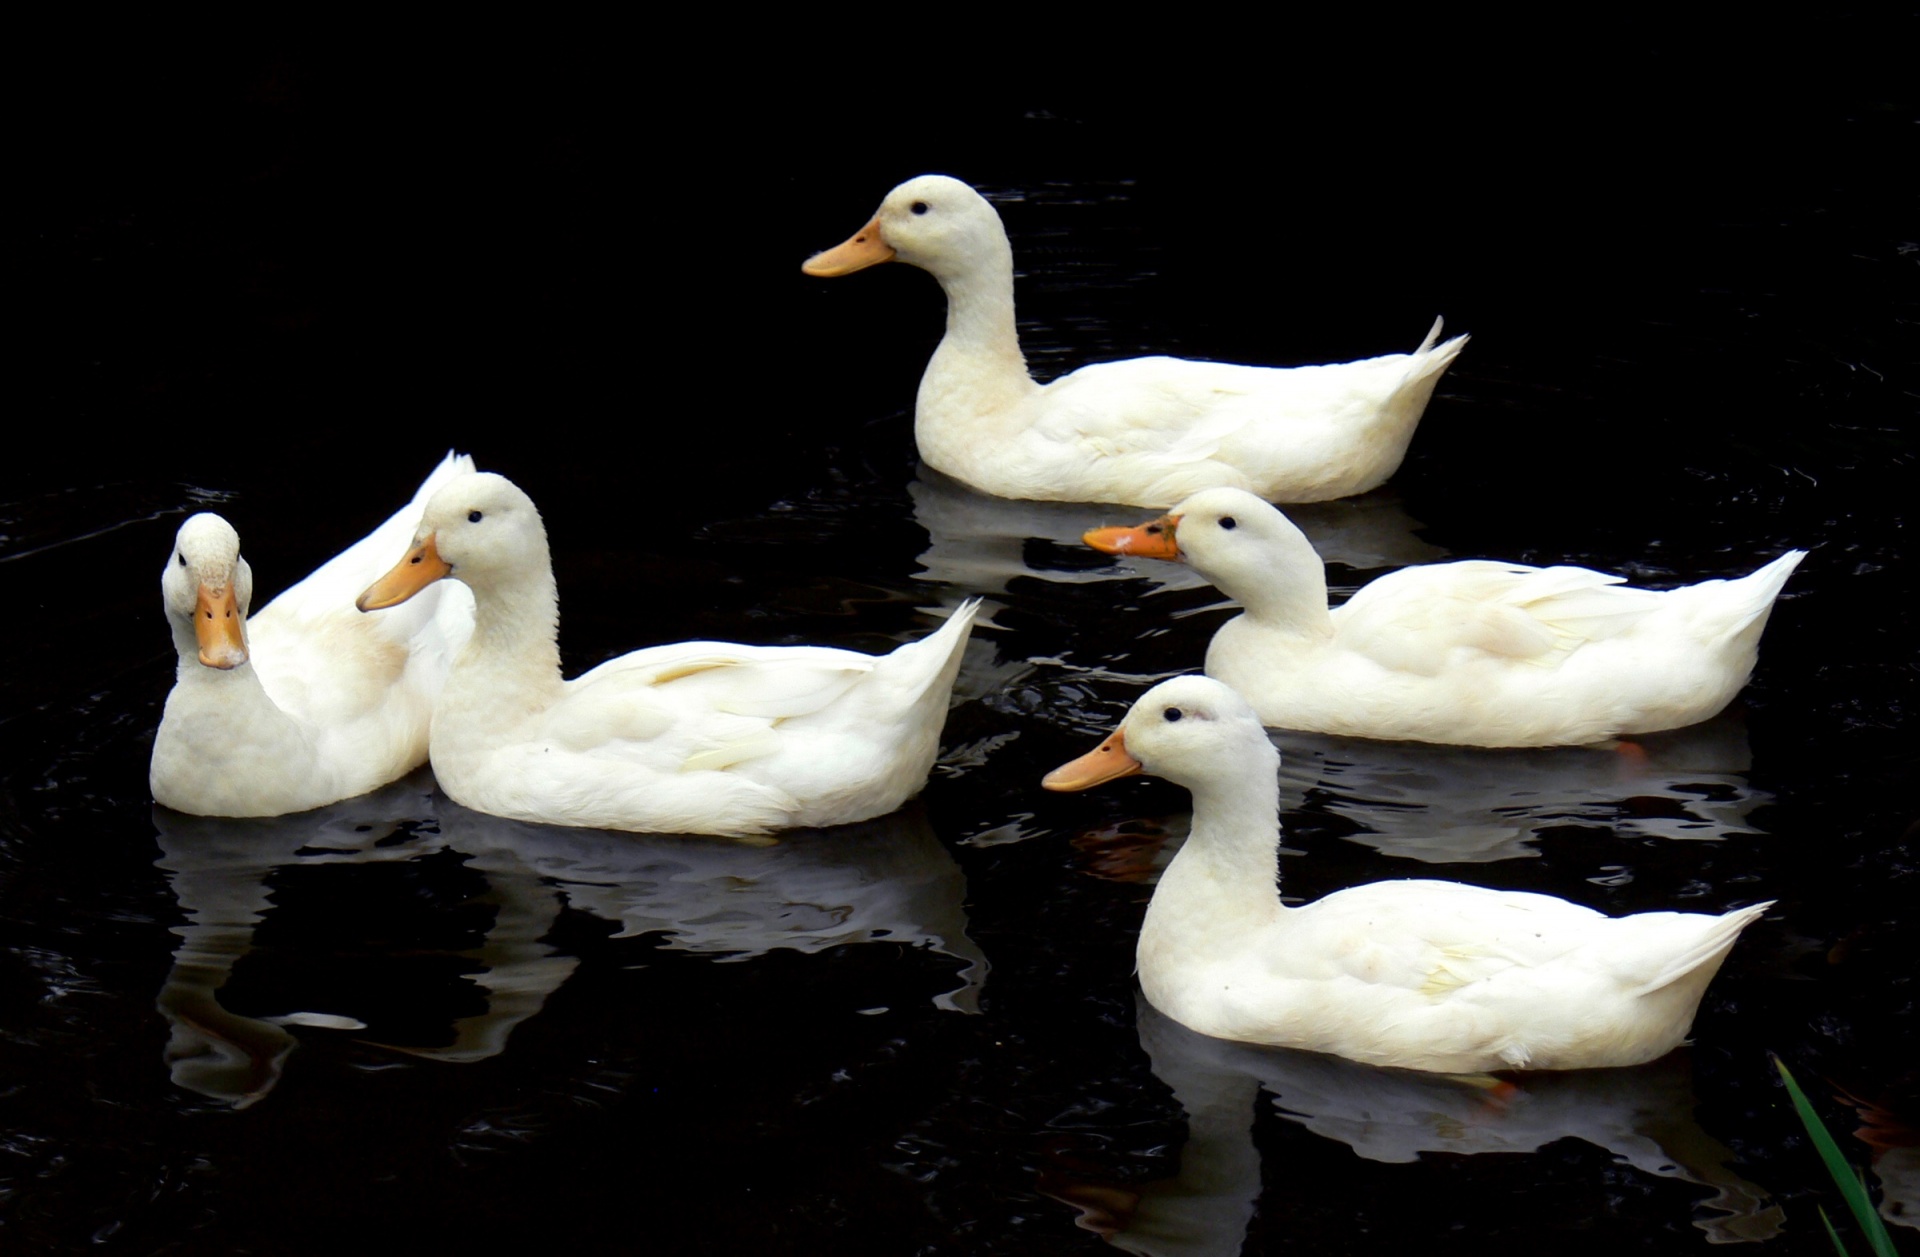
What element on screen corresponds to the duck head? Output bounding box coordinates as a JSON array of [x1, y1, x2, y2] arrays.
[[1084, 487, 1319, 608], [163, 513, 254, 669], [1044, 675, 1275, 796], [357, 472, 549, 610], [802, 174, 1013, 284]]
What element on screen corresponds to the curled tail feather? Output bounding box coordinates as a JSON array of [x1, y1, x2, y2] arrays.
[[1409, 316, 1470, 384], [1415, 316, 1445, 355]]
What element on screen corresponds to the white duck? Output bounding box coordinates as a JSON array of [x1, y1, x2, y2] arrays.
[[1042, 675, 1772, 1072], [355, 472, 977, 836], [1085, 486, 1805, 747], [151, 453, 477, 816], [802, 174, 1467, 509]]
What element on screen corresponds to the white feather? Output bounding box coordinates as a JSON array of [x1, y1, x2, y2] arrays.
[[150, 453, 477, 816], [1049, 677, 1771, 1072], [806, 175, 1466, 508], [362, 472, 978, 837], [1102, 487, 1803, 746]]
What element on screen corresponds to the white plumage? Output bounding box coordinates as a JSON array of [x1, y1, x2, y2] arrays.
[[1085, 486, 1804, 746], [151, 452, 476, 816], [1043, 676, 1771, 1072], [803, 174, 1467, 508], [356, 471, 977, 836]]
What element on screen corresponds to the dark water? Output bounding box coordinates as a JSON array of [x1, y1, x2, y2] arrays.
[[6, 48, 1917, 1255]]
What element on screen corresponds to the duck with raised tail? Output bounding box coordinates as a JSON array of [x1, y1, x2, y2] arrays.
[[1085, 486, 1805, 747], [356, 471, 978, 837], [1043, 676, 1772, 1072], [802, 174, 1468, 509], [151, 452, 477, 817]]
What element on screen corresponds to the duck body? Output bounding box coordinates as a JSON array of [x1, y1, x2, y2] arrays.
[[805, 174, 1467, 509], [357, 472, 977, 837], [151, 453, 477, 817], [1043, 676, 1771, 1072], [1141, 871, 1765, 1073], [1087, 487, 1805, 747]]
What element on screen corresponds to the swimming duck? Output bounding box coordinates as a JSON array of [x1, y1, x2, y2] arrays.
[[1084, 487, 1805, 747], [802, 174, 1467, 509], [151, 453, 477, 816], [1043, 675, 1772, 1072], [355, 472, 977, 836]]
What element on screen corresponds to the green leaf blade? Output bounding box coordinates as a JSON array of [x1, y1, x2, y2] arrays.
[[1773, 1055, 1899, 1257]]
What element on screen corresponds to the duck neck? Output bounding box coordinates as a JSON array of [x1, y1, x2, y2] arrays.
[[453, 563, 565, 705], [167, 613, 267, 703], [918, 249, 1039, 434], [156, 631, 321, 806], [1147, 748, 1288, 941], [1220, 545, 1335, 641], [170, 642, 282, 716]]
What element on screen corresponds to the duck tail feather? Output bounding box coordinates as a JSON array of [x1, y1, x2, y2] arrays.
[[879, 598, 980, 704], [1407, 317, 1470, 382], [1633, 901, 1772, 996]]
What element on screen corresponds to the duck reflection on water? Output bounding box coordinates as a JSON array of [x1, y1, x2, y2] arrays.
[[152, 784, 984, 1108], [1044, 997, 1780, 1255], [1069, 710, 1767, 873], [1274, 709, 1768, 864], [1833, 1080, 1920, 1232], [909, 467, 1445, 607], [433, 794, 986, 1011], [152, 775, 445, 1108]]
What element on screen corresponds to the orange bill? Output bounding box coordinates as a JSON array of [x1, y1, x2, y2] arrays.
[[801, 217, 895, 277], [195, 583, 248, 669], [1042, 728, 1143, 792], [357, 534, 451, 611], [1082, 513, 1182, 561]]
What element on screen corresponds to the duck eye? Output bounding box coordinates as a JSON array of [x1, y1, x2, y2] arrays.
[[176, 553, 186, 567], [1218, 517, 1237, 530], [911, 201, 929, 215], [1164, 707, 1184, 723], [468, 510, 484, 524]]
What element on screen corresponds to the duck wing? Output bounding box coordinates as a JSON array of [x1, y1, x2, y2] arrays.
[[1294, 880, 1612, 995], [555, 641, 880, 769], [1333, 561, 1664, 676], [250, 452, 476, 727]]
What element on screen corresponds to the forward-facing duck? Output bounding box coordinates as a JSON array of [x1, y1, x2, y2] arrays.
[[152, 453, 476, 816]]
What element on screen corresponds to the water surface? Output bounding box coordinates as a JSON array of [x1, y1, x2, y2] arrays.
[[5, 55, 1917, 1255]]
